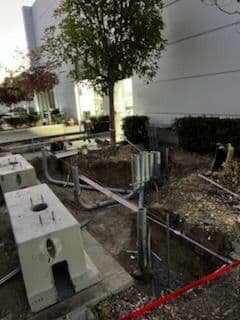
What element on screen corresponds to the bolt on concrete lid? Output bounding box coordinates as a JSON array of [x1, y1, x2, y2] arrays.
[[4, 183, 80, 244], [0, 154, 34, 175]]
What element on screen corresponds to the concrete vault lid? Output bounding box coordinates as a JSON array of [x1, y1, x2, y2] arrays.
[[5, 183, 79, 244], [0, 154, 34, 175]]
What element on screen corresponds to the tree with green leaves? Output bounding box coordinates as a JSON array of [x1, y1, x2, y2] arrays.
[[0, 74, 29, 107], [42, 0, 165, 144]]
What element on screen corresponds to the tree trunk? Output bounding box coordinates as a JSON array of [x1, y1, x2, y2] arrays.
[[109, 82, 116, 145], [35, 91, 44, 119], [45, 92, 52, 124]]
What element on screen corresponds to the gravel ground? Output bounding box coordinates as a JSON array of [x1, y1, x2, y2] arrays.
[[154, 173, 240, 238], [96, 266, 240, 320]]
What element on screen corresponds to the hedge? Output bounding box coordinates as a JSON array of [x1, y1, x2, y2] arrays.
[[175, 117, 240, 153], [52, 113, 69, 124], [90, 115, 110, 133], [5, 114, 40, 128], [122, 116, 149, 143]]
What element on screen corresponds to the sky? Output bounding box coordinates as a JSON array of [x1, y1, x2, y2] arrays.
[[0, 0, 34, 80]]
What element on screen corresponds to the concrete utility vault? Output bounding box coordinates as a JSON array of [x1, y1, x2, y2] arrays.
[[0, 154, 37, 194], [5, 184, 100, 312]]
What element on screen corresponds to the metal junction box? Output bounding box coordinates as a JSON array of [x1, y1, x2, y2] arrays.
[[5, 184, 100, 312], [0, 154, 37, 194]]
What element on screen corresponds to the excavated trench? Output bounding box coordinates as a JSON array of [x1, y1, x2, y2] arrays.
[[119, 211, 230, 299], [32, 152, 132, 188], [147, 213, 229, 295], [32, 152, 233, 303]]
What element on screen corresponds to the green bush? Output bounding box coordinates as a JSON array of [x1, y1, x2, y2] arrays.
[[89, 115, 110, 133], [26, 114, 40, 123], [52, 113, 69, 124], [175, 117, 240, 153], [5, 113, 40, 128], [5, 117, 25, 127], [122, 116, 149, 143]]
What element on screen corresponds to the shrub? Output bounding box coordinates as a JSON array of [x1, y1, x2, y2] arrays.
[[52, 112, 69, 124], [5, 113, 40, 128], [89, 115, 110, 133], [26, 114, 40, 123], [175, 117, 240, 154], [51, 108, 60, 115], [122, 116, 149, 143], [5, 117, 25, 127]]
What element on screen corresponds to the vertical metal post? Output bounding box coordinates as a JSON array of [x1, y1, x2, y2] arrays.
[[141, 152, 145, 188], [165, 147, 169, 170], [148, 127, 152, 151], [137, 208, 148, 271], [149, 152, 154, 179], [166, 212, 171, 288], [152, 151, 161, 179], [131, 157, 135, 191], [147, 225, 152, 270], [136, 155, 141, 190], [147, 225, 155, 297], [72, 166, 81, 204], [139, 152, 142, 186], [145, 152, 150, 183], [154, 127, 158, 150]]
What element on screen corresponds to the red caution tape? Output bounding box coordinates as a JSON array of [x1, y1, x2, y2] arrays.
[[119, 260, 240, 320]]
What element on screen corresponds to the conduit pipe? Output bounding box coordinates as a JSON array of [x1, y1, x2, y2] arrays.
[[72, 166, 137, 210], [0, 267, 20, 286], [42, 147, 75, 188], [41, 148, 131, 194], [138, 187, 145, 209]]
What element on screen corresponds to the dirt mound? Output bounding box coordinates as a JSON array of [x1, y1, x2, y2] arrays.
[[212, 160, 240, 194]]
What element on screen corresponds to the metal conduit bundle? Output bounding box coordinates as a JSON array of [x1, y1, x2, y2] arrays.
[[132, 151, 161, 190]]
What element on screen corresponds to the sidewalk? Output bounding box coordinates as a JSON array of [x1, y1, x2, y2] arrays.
[[0, 124, 81, 145], [30, 230, 133, 320]]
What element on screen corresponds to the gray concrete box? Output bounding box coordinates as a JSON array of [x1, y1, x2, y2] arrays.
[[4, 184, 100, 312], [0, 154, 37, 194]]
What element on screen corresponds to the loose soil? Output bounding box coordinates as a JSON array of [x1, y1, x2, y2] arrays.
[[97, 266, 240, 320], [0, 145, 240, 320]]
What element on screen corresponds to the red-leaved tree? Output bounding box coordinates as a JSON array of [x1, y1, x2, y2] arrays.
[[0, 51, 59, 116]]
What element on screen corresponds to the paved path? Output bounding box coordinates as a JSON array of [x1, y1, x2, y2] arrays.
[[30, 230, 133, 320], [0, 124, 82, 145]]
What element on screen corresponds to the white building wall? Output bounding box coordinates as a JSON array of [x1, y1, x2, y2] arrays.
[[133, 0, 240, 126], [22, 6, 36, 51], [23, 0, 79, 121], [23, 1, 134, 125]]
